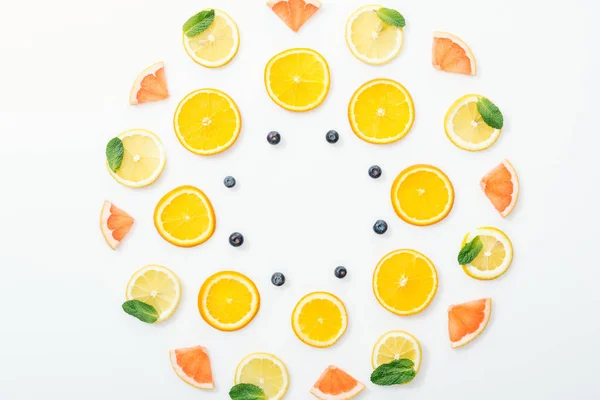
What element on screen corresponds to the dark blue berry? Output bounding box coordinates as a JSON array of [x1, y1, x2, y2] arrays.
[[334, 266, 347, 279], [373, 220, 388, 234], [271, 272, 285, 286], [229, 232, 244, 247], [224, 176, 236, 188], [326, 130, 339, 144], [267, 131, 281, 145], [369, 165, 382, 179]]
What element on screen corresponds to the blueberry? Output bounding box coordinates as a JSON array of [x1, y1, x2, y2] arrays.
[[267, 131, 281, 145], [334, 266, 347, 279], [373, 220, 388, 234], [271, 272, 285, 286], [368, 165, 382, 179], [326, 130, 339, 144], [224, 176, 236, 188], [229, 232, 244, 247]]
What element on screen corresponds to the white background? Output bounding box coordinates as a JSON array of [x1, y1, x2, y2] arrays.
[[1, 0, 599, 398]]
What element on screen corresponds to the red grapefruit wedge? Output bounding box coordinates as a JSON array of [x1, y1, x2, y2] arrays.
[[100, 200, 134, 250], [169, 346, 214, 390], [310, 365, 365, 399], [267, 0, 321, 32], [480, 159, 519, 217], [129, 62, 168, 105], [432, 32, 476, 76], [448, 298, 492, 349]]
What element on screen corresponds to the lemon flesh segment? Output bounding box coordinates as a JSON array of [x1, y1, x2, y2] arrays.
[[183, 10, 239, 67], [235, 353, 289, 400], [372, 331, 422, 372], [462, 227, 513, 280], [347, 6, 403, 64], [445, 95, 501, 151], [126, 265, 181, 322]]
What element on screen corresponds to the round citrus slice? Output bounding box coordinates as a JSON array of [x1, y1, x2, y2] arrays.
[[390, 164, 454, 226], [107, 129, 166, 188], [234, 353, 289, 400], [372, 331, 422, 374], [100, 200, 134, 250], [291, 292, 348, 348], [198, 271, 260, 331], [129, 61, 168, 105], [310, 365, 365, 400], [461, 227, 513, 280], [173, 88, 241, 155], [267, 0, 321, 32], [126, 265, 181, 323], [445, 94, 501, 151], [448, 298, 492, 348], [346, 5, 404, 65], [348, 78, 415, 144], [373, 249, 438, 316], [480, 159, 519, 217], [169, 346, 214, 390], [432, 31, 476, 75], [183, 9, 239, 68], [264, 48, 330, 112]]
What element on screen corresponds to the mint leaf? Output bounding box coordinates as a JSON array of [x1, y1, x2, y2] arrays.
[[477, 97, 504, 129], [122, 300, 158, 323], [183, 9, 215, 37], [229, 383, 265, 400], [376, 7, 406, 28], [370, 359, 416, 386], [458, 236, 483, 265], [106, 137, 124, 172]]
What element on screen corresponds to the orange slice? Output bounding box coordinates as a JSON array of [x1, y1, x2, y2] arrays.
[[291, 292, 348, 348], [310, 365, 365, 400], [480, 159, 519, 217], [129, 62, 168, 105], [100, 200, 134, 249], [267, 0, 321, 32], [448, 298, 492, 348], [169, 346, 214, 390], [432, 32, 476, 76]]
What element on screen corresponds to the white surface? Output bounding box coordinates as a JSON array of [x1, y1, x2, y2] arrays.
[[0, 0, 599, 398]]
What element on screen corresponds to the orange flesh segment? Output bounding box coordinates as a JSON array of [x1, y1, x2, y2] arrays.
[[433, 37, 472, 75], [174, 346, 213, 385], [269, 0, 320, 32], [313, 366, 360, 396], [106, 203, 134, 241], [448, 299, 487, 342], [136, 67, 168, 104], [481, 162, 515, 215]]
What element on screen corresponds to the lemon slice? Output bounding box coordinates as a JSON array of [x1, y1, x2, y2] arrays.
[[372, 331, 422, 374], [235, 353, 289, 400], [291, 292, 348, 348], [107, 129, 166, 188], [445, 94, 501, 151], [198, 271, 260, 331], [348, 78, 415, 144], [461, 227, 513, 280], [346, 5, 404, 65], [264, 48, 330, 112], [183, 9, 239, 68], [154, 185, 216, 247], [126, 265, 181, 322], [173, 89, 241, 155]]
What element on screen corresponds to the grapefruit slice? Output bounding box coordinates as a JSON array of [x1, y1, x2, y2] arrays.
[[448, 298, 492, 348], [100, 200, 134, 249], [310, 365, 364, 399], [169, 346, 214, 390], [129, 62, 168, 105], [267, 0, 321, 32], [432, 32, 476, 76], [480, 159, 519, 217]]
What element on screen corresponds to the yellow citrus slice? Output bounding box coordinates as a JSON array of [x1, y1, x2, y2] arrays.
[[154, 185, 216, 247], [126, 265, 181, 323], [173, 89, 241, 155], [235, 353, 289, 400], [390, 164, 454, 226], [346, 5, 404, 65], [372, 331, 422, 375], [444, 94, 501, 151], [198, 271, 260, 331], [182, 9, 239, 68], [291, 292, 348, 348], [461, 227, 513, 280], [107, 129, 166, 188], [264, 48, 330, 112], [373, 249, 438, 316], [348, 78, 415, 144]]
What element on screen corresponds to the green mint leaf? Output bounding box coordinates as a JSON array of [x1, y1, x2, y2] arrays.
[[376, 7, 406, 28], [122, 300, 158, 323], [458, 236, 483, 265], [106, 137, 124, 172], [229, 383, 266, 400], [183, 9, 215, 37], [370, 359, 416, 386], [477, 97, 504, 129]]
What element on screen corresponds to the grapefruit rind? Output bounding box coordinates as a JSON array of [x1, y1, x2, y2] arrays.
[[309, 366, 365, 400], [169, 346, 214, 390], [291, 292, 348, 348], [432, 31, 476, 76], [461, 227, 513, 280], [129, 62, 168, 105], [444, 94, 502, 151], [480, 159, 519, 217], [371, 330, 422, 373], [448, 298, 492, 349], [267, 0, 322, 32], [100, 200, 134, 249]]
